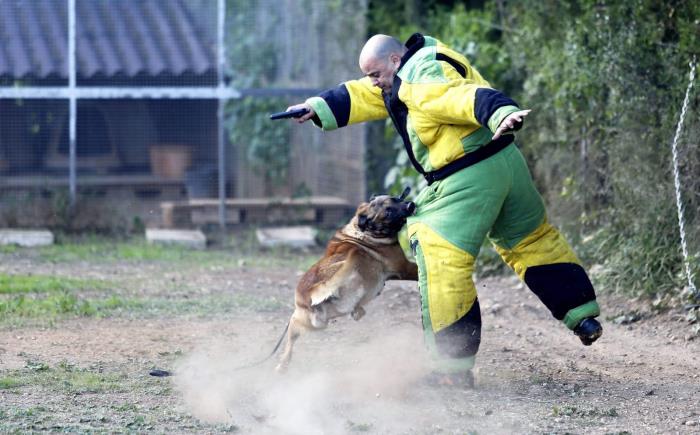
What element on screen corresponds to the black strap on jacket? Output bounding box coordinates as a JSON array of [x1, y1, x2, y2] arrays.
[[423, 135, 514, 185]]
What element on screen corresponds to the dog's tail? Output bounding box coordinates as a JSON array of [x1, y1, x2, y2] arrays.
[[231, 320, 290, 371]]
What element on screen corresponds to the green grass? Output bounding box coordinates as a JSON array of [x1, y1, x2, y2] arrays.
[[37, 240, 225, 264], [30, 237, 320, 270], [552, 405, 619, 418], [0, 273, 108, 295], [0, 234, 309, 327], [2, 362, 126, 395], [0, 377, 23, 390], [0, 291, 286, 326], [0, 245, 18, 254], [0, 366, 242, 433]]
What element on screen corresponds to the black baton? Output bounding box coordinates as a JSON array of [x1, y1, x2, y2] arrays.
[[269, 108, 310, 120]]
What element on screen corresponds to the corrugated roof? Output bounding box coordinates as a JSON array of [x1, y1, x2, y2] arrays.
[[0, 0, 216, 81]]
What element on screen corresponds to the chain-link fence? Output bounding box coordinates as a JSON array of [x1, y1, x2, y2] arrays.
[[0, 0, 367, 232]]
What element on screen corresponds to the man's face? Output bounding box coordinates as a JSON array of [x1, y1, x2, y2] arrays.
[[360, 54, 401, 93]]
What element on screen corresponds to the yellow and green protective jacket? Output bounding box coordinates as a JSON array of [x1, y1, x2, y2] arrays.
[[305, 33, 522, 184]]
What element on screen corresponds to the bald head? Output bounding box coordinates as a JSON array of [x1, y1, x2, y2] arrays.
[[359, 34, 406, 65], [359, 34, 406, 92]]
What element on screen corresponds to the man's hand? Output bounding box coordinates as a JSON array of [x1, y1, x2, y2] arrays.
[[492, 109, 531, 140], [286, 103, 316, 124]]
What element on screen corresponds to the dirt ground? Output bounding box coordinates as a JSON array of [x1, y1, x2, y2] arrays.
[[1, 247, 700, 434]]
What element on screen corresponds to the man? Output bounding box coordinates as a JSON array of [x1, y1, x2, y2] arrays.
[[286, 33, 602, 386]]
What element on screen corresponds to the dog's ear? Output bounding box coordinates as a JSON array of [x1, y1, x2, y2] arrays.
[[355, 202, 370, 215], [357, 214, 369, 231]]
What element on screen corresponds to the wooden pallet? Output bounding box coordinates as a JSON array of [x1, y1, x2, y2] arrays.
[[159, 196, 353, 228]]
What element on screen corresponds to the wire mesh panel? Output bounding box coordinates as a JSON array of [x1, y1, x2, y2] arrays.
[[226, 0, 368, 205], [0, 0, 368, 232]]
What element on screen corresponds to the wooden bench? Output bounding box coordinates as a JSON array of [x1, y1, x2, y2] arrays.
[[160, 196, 354, 228]]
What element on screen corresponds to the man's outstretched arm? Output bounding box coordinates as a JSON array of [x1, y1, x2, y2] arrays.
[[286, 77, 388, 130]]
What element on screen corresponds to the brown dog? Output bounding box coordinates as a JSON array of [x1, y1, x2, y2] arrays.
[[275, 189, 418, 372]]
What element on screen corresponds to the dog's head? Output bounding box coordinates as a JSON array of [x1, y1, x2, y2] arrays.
[[355, 187, 416, 238]]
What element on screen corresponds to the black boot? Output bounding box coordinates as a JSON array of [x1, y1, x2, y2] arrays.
[[574, 318, 603, 345]]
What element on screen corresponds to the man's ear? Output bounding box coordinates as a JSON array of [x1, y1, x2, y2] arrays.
[[358, 214, 369, 231], [390, 53, 401, 66]]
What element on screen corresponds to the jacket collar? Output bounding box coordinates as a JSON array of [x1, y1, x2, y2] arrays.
[[398, 33, 425, 72]]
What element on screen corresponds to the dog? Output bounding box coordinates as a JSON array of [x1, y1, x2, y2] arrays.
[[275, 188, 418, 372]]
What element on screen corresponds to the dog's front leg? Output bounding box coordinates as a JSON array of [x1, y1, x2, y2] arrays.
[[351, 306, 366, 321]]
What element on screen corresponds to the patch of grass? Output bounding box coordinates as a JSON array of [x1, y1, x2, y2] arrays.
[[35, 236, 321, 270], [0, 293, 140, 326], [4, 362, 127, 395], [0, 377, 23, 389], [0, 245, 18, 254], [0, 367, 244, 433], [14, 406, 47, 417], [1, 292, 102, 318], [26, 360, 50, 372], [347, 420, 373, 432], [552, 405, 619, 418], [0, 291, 286, 327], [38, 240, 223, 264], [62, 370, 125, 394], [116, 294, 286, 317], [113, 403, 139, 413], [0, 273, 109, 295]]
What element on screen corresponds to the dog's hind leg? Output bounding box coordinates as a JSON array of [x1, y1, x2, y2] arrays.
[[275, 317, 302, 373]]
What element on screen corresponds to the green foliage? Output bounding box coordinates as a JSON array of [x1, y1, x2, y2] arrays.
[[226, 96, 291, 190], [508, 0, 700, 300], [225, 0, 291, 193], [580, 202, 692, 297]]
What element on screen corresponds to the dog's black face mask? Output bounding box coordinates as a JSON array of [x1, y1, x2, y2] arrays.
[[357, 187, 416, 238]]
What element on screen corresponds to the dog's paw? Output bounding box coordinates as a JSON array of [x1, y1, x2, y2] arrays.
[[351, 306, 366, 321]]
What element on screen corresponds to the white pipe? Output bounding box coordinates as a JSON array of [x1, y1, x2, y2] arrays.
[[68, 0, 76, 205], [0, 87, 241, 99], [217, 0, 227, 229]]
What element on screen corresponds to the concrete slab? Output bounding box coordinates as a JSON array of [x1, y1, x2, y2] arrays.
[[145, 229, 207, 249], [256, 226, 317, 249], [0, 229, 54, 247]]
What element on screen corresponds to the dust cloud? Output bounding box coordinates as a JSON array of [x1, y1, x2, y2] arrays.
[[173, 324, 439, 434]]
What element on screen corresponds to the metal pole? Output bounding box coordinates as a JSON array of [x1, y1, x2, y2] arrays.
[[217, 0, 226, 230], [68, 0, 77, 206]]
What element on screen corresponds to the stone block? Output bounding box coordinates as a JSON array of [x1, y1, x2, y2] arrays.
[[145, 229, 206, 249], [256, 226, 317, 249], [0, 229, 54, 247]]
